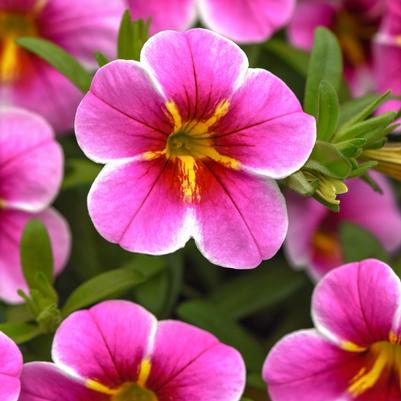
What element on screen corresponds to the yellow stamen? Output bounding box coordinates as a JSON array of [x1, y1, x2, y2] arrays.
[[86, 380, 117, 395], [364, 145, 401, 181], [341, 341, 367, 353], [137, 357, 152, 388]]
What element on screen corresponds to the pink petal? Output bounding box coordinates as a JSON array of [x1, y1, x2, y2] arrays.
[[88, 159, 191, 255], [288, 0, 337, 50], [19, 363, 108, 401], [127, 0, 196, 35], [148, 320, 245, 401], [0, 332, 22, 401], [0, 208, 70, 304], [199, 0, 295, 43], [312, 259, 401, 348], [213, 69, 316, 179], [52, 300, 157, 387], [193, 161, 287, 269], [141, 29, 248, 123], [75, 60, 171, 163], [263, 329, 367, 401], [0, 108, 63, 212]]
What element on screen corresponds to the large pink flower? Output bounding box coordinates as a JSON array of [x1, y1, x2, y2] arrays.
[[374, 0, 401, 118], [0, 0, 124, 133], [264, 259, 401, 401], [75, 28, 316, 269], [127, 0, 295, 43], [19, 300, 246, 401], [0, 108, 70, 303], [0, 331, 23, 401], [288, 0, 385, 95], [285, 172, 401, 280]]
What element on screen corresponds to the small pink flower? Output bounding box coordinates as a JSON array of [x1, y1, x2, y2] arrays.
[[374, 0, 401, 118], [127, 0, 295, 43], [0, 331, 23, 401], [288, 0, 385, 95], [285, 172, 401, 280], [263, 259, 401, 401], [19, 300, 246, 401], [75, 28, 316, 269], [0, 108, 70, 303], [0, 0, 124, 132]]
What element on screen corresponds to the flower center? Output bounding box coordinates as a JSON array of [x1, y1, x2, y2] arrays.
[[333, 10, 378, 67], [348, 339, 401, 397], [112, 383, 158, 401], [0, 11, 39, 83]]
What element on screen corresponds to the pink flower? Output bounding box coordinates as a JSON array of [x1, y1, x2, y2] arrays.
[[263, 259, 401, 401], [127, 0, 295, 43], [0, 108, 70, 303], [0, 331, 23, 401], [75, 28, 316, 269], [19, 300, 246, 401], [374, 0, 401, 118], [0, 0, 124, 133], [288, 0, 385, 95], [285, 172, 401, 280]]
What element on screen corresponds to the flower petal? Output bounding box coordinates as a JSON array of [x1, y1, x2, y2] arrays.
[[141, 28, 248, 122], [312, 259, 401, 348], [0, 208, 70, 303], [193, 161, 287, 269], [88, 159, 191, 255], [127, 0, 196, 35], [52, 300, 157, 387], [0, 108, 63, 212], [148, 320, 245, 401], [75, 60, 171, 163], [213, 69, 316, 179], [263, 329, 368, 401], [199, 0, 295, 43], [19, 363, 108, 401]]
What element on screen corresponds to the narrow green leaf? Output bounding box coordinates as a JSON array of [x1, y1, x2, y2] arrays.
[[317, 80, 339, 141], [118, 10, 136, 60], [177, 300, 265, 372], [21, 220, 53, 290], [304, 28, 343, 117], [339, 93, 382, 126], [348, 160, 378, 178], [0, 322, 41, 344], [335, 138, 367, 157], [340, 222, 388, 263], [95, 52, 109, 67], [17, 37, 92, 92]]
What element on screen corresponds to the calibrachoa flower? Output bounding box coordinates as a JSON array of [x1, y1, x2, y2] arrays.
[[285, 172, 401, 280], [19, 300, 246, 401], [127, 0, 295, 43], [0, 0, 124, 132], [0, 108, 70, 303], [263, 259, 401, 401], [288, 0, 385, 95], [374, 0, 401, 118], [75, 28, 316, 269], [0, 331, 23, 401]]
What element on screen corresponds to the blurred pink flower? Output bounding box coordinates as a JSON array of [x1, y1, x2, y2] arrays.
[[264, 259, 401, 401], [75, 28, 316, 269], [374, 0, 401, 118], [0, 331, 22, 401], [0, 0, 124, 133], [285, 172, 401, 280], [0, 108, 70, 303], [288, 0, 385, 95], [19, 300, 246, 401], [127, 0, 295, 43]]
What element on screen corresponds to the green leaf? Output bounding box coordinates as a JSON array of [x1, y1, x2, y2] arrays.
[[286, 171, 318, 196], [21, 220, 53, 290], [348, 160, 378, 178], [17, 37, 92, 92], [62, 159, 101, 190], [95, 52, 109, 67], [335, 138, 367, 157], [118, 10, 136, 60], [304, 28, 343, 117], [209, 264, 306, 320], [306, 141, 351, 179], [340, 222, 388, 263], [61, 257, 164, 317], [0, 322, 41, 344], [177, 300, 265, 372], [317, 80, 339, 141]]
